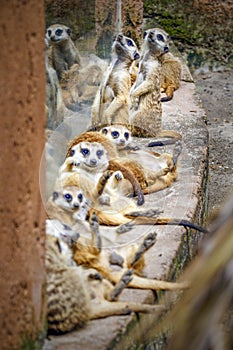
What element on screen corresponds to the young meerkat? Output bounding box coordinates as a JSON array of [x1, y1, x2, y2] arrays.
[[46, 24, 82, 80], [129, 28, 181, 140], [46, 233, 162, 334], [91, 34, 140, 127]]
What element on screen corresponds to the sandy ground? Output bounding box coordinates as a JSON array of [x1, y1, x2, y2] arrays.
[[194, 68, 233, 221]]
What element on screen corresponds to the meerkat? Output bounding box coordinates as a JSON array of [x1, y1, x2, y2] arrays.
[[65, 131, 145, 205], [46, 24, 82, 80], [91, 34, 140, 127], [46, 233, 162, 334], [72, 215, 189, 291], [100, 125, 182, 194], [128, 28, 181, 140]]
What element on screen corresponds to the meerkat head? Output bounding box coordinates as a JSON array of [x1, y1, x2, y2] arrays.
[[100, 125, 132, 149], [68, 141, 109, 172], [52, 186, 87, 212], [143, 28, 170, 57], [112, 34, 140, 62], [46, 24, 71, 45]]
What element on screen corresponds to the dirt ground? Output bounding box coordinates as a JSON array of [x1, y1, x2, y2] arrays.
[[194, 68, 233, 221]]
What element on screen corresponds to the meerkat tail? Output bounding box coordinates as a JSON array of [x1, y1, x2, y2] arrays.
[[121, 216, 209, 233], [109, 160, 145, 206], [147, 130, 182, 147], [128, 274, 189, 291], [161, 85, 176, 102]]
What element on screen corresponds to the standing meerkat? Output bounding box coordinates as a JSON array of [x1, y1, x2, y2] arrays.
[[46, 24, 82, 80], [91, 34, 140, 127], [129, 28, 181, 140]]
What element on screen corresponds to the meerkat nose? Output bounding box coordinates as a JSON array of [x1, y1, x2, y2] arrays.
[[164, 46, 169, 53], [73, 203, 80, 209], [90, 159, 97, 166], [119, 139, 125, 145]]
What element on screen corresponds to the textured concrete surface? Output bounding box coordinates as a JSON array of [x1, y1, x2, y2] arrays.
[[43, 77, 209, 349]]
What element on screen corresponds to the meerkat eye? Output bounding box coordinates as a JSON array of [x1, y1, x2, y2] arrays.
[[127, 39, 134, 47], [70, 149, 75, 156], [55, 28, 63, 36], [111, 131, 119, 139], [96, 150, 103, 158], [77, 193, 83, 202], [157, 34, 164, 42], [64, 193, 72, 202], [47, 30, 52, 37], [101, 128, 108, 135], [81, 148, 89, 156], [124, 132, 129, 140]]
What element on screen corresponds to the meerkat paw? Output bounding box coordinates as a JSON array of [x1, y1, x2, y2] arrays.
[[109, 251, 124, 267], [109, 269, 134, 301], [116, 221, 135, 234], [114, 171, 123, 181]]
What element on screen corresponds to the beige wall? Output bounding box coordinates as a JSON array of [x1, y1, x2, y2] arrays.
[[0, 1, 46, 349]]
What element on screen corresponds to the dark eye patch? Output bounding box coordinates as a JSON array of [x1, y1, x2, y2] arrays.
[[124, 132, 129, 140], [96, 150, 103, 158], [81, 148, 89, 156], [77, 193, 83, 202], [64, 193, 72, 202], [55, 28, 63, 36], [127, 39, 134, 47], [157, 34, 164, 42], [111, 131, 119, 139], [70, 149, 75, 156]]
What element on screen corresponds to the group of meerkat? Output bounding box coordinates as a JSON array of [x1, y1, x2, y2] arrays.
[[45, 124, 207, 333], [44, 25, 204, 335]]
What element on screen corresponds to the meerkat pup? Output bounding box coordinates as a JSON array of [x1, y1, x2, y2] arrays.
[[46, 24, 82, 80], [129, 28, 181, 140], [91, 34, 140, 127], [46, 233, 162, 334]]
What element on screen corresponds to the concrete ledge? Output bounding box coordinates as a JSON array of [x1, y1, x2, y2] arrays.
[[43, 80, 208, 350]]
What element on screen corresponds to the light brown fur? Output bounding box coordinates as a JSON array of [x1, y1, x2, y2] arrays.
[[160, 51, 182, 102], [91, 34, 140, 127]]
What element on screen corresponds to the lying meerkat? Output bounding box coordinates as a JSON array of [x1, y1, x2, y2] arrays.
[[47, 176, 208, 232], [46, 233, 162, 334], [91, 34, 140, 127], [65, 131, 145, 205], [129, 28, 181, 140], [72, 214, 189, 291], [100, 125, 182, 194], [46, 24, 82, 80]]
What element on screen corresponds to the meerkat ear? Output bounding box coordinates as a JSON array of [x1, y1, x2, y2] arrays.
[[53, 191, 59, 201], [101, 128, 108, 135], [66, 28, 71, 36]]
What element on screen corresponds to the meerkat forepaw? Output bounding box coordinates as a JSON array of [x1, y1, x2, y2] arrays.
[[116, 221, 134, 233], [114, 171, 124, 181]]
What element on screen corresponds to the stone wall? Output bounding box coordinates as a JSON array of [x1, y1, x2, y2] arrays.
[[0, 1, 46, 349]]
